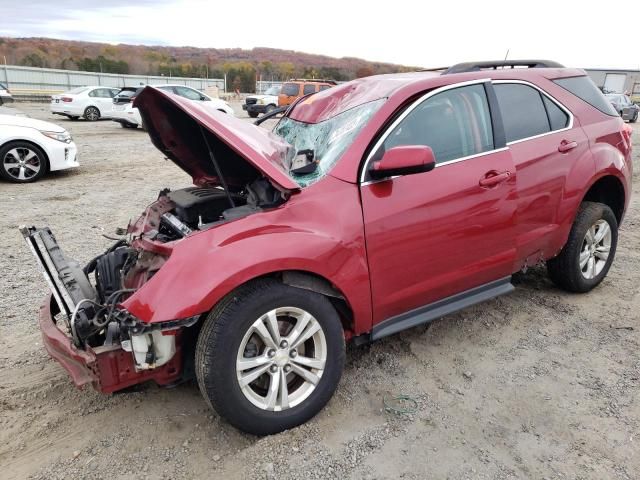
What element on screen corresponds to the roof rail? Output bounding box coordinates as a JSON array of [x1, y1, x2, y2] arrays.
[[287, 78, 337, 84], [443, 60, 565, 75]]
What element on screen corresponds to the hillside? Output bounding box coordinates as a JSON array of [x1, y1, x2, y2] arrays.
[[0, 37, 420, 92]]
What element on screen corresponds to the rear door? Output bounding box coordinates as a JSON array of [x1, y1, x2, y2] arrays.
[[492, 81, 589, 266], [360, 81, 517, 325]]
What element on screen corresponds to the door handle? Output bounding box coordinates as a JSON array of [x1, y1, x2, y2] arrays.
[[479, 170, 511, 188], [558, 140, 578, 153]]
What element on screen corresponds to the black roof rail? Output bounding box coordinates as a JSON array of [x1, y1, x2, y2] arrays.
[[443, 60, 565, 75]]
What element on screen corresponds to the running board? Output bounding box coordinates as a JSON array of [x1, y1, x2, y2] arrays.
[[371, 277, 514, 340]]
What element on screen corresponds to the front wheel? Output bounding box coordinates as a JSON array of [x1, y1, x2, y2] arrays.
[[195, 279, 345, 435], [0, 141, 48, 183], [547, 201, 618, 292]]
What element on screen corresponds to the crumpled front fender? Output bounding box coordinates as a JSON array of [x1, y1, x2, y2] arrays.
[[121, 176, 373, 334]]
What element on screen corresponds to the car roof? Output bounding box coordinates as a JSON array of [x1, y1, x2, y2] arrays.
[[288, 66, 586, 123]]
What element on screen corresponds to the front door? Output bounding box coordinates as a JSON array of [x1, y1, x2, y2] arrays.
[[360, 82, 517, 325]]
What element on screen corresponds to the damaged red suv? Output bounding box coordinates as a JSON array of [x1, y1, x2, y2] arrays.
[[22, 60, 632, 435]]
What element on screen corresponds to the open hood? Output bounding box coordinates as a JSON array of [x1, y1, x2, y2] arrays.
[[134, 87, 299, 192]]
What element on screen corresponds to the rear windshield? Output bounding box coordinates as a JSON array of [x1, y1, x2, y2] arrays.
[[553, 76, 618, 116], [282, 83, 299, 96]]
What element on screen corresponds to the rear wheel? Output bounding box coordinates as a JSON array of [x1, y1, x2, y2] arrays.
[[83, 106, 100, 121], [248, 111, 259, 118], [195, 279, 345, 435], [630, 111, 638, 123], [0, 141, 48, 183], [547, 202, 618, 292]]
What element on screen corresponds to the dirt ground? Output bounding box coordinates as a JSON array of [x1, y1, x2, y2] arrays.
[[0, 101, 638, 480]]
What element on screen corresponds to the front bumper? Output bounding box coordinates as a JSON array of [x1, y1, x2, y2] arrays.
[[242, 103, 268, 114], [40, 295, 182, 393], [23, 226, 182, 393]]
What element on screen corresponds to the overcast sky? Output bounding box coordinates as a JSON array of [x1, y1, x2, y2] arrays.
[[0, 0, 638, 70]]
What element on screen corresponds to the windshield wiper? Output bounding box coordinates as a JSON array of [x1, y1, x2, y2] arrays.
[[253, 106, 288, 126]]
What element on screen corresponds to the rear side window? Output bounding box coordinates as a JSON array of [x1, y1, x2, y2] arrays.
[[553, 76, 618, 116], [303, 84, 316, 95], [542, 96, 570, 130], [282, 83, 299, 96], [319, 85, 332, 91], [494, 84, 551, 142], [378, 83, 494, 164]]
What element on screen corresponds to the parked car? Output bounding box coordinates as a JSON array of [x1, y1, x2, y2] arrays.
[[278, 79, 336, 107], [0, 82, 14, 105], [605, 93, 639, 122], [50, 86, 120, 121], [111, 84, 234, 129], [243, 85, 281, 118], [1, 114, 77, 183], [21, 61, 632, 435], [112, 86, 141, 105]]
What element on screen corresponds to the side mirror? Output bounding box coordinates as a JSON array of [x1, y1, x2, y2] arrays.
[[369, 145, 436, 179]]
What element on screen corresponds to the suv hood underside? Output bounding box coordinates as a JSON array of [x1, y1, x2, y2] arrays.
[[134, 87, 299, 192]]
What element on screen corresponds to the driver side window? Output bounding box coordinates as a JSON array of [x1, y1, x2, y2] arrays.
[[377, 83, 494, 165]]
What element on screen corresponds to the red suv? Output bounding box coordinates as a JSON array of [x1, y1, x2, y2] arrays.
[[21, 60, 633, 435]]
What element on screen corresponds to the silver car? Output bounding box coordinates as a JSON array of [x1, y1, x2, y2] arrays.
[[605, 93, 639, 123]]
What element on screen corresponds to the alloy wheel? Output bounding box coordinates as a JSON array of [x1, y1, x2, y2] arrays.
[[579, 219, 612, 279], [236, 307, 327, 411], [3, 147, 42, 181], [85, 107, 100, 121]]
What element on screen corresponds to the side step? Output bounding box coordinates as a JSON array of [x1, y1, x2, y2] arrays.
[[370, 277, 514, 340]]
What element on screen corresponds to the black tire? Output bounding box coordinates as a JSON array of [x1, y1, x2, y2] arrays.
[[195, 279, 345, 435], [83, 106, 100, 121], [248, 111, 259, 118], [0, 141, 48, 183], [547, 201, 618, 293], [630, 111, 638, 123], [121, 123, 138, 129]]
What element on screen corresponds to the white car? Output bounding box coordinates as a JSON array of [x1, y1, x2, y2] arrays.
[[0, 82, 14, 105], [111, 84, 234, 129], [50, 86, 120, 121], [0, 114, 78, 183]]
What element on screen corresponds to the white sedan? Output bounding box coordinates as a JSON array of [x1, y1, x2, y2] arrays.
[[111, 84, 234, 129], [50, 86, 120, 121], [0, 114, 78, 183]]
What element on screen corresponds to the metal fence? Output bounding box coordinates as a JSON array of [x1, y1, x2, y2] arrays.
[[0, 65, 225, 100]]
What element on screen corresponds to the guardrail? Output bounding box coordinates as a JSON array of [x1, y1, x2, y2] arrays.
[[1, 65, 225, 101]]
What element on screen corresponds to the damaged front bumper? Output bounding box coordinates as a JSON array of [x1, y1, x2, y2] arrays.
[[39, 294, 182, 393], [21, 226, 184, 393]]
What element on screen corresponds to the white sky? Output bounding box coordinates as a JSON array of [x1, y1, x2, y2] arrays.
[[0, 0, 638, 70]]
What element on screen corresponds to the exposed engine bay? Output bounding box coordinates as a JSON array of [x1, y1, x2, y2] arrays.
[[21, 177, 285, 376]]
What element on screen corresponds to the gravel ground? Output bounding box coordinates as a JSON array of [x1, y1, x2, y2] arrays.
[[0, 101, 638, 480]]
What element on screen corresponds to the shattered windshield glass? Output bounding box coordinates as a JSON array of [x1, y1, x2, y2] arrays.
[[274, 99, 385, 187]]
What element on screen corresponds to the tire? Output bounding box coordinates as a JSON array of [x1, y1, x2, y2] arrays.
[[547, 201, 618, 293], [0, 141, 48, 183], [83, 106, 100, 121], [121, 123, 138, 129], [630, 111, 638, 123], [248, 111, 259, 118], [195, 279, 345, 435]]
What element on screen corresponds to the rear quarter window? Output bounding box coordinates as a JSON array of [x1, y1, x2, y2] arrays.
[[553, 76, 618, 116], [303, 84, 316, 95]]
